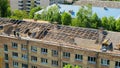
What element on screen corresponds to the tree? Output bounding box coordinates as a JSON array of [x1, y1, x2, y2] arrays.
[[91, 13, 101, 28], [64, 64, 82, 68], [34, 14, 41, 20], [76, 4, 92, 27], [64, 64, 72, 68], [61, 12, 71, 25], [71, 18, 80, 27], [40, 5, 61, 24], [29, 6, 41, 19], [115, 19, 120, 31], [0, 0, 11, 17], [11, 10, 28, 20], [107, 16, 116, 31], [101, 16, 108, 29]]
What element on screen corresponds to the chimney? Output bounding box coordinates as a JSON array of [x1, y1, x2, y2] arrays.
[[97, 27, 104, 44], [53, 22, 58, 31]]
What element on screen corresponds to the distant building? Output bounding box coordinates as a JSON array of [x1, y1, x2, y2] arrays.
[[35, 4, 120, 19], [10, 0, 64, 12], [0, 18, 120, 68]]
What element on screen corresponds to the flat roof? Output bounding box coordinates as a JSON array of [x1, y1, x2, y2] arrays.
[[35, 4, 120, 19], [0, 18, 120, 55]]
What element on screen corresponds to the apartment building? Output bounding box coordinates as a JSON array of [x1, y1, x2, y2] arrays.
[[10, 0, 64, 11], [0, 18, 120, 68]]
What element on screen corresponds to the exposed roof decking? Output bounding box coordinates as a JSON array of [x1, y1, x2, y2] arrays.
[[0, 18, 120, 55]]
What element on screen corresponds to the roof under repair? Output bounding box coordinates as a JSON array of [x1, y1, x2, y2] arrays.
[[0, 18, 120, 55]]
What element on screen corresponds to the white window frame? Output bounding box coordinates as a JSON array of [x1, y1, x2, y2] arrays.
[[31, 66, 37, 68], [41, 58, 48, 64], [21, 44, 27, 50], [88, 56, 96, 64], [12, 52, 18, 58], [41, 48, 47, 54], [115, 61, 120, 68], [101, 59, 109, 66], [12, 42, 18, 48], [52, 50, 58, 56], [75, 54, 83, 61], [13, 61, 18, 67], [22, 54, 28, 60], [31, 56, 37, 62], [4, 44, 8, 51], [63, 52, 70, 58], [52, 60, 58, 67], [31, 46, 37, 52], [22, 63, 28, 68]]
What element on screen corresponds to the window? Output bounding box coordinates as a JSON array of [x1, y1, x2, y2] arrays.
[[52, 60, 58, 66], [5, 54, 8, 60], [63, 62, 68, 67], [22, 64, 28, 68], [101, 59, 109, 66], [31, 56, 37, 62], [27, 1, 31, 3], [88, 56, 96, 64], [31, 66, 37, 68], [4, 44, 8, 51], [41, 48, 47, 54], [22, 54, 28, 60], [12, 52, 18, 58], [12, 42, 18, 48], [115, 61, 120, 68], [52, 50, 58, 56], [75, 54, 83, 61], [13, 61, 18, 67], [18, 1, 23, 3], [21, 44, 27, 50], [41, 58, 48, 64], [5, 63, 9, 68], [63, 52, 70, 58], [31, 46, 37, 52]]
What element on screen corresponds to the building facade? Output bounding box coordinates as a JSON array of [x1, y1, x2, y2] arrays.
[[10, 0, 64, 11], [0, 18, 120, 68]]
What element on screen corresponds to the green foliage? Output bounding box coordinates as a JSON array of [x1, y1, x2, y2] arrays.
[[115, 19, 120, 31], [101, 16, 116, 31], [11, 10, 28, 20], [91, 13, 101, 28], [76, 4, 92, 27], [64, 64, 72, 68], [40, 5, 61, 24], [61, 12, 71, 25], [107, 16, 116, 31], [71, 18, 80, 27], [0, 0, 11, 17], [29, 6, 41, 19], [34, 14, 41, 20], [101, 16, 108, 29], [63, 64, 82, 68]]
